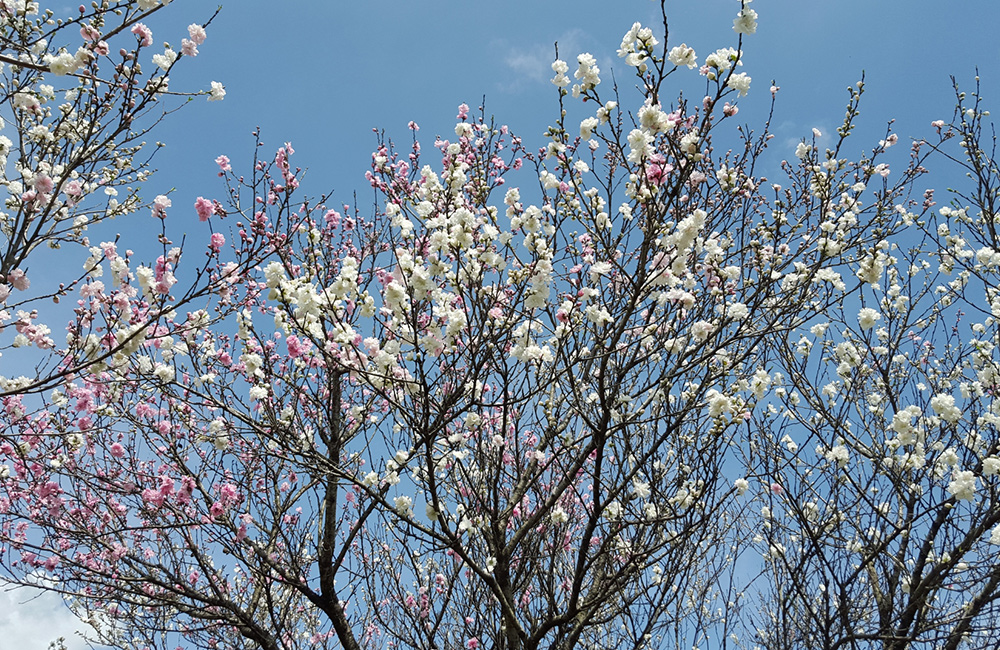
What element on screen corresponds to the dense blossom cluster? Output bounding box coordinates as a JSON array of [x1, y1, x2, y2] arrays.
[[1, 2, 1000, 650]]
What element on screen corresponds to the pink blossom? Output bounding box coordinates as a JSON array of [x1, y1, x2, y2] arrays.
[[177, 476, 196, 505], [79, 281, 104, 298], [0, 285, 9, 303], [645, 155, 674, 186], [63, 180, 83, 198], [195, 196, 214, 221], [466, 638, 479, 649], [131, 23, 153, 47], [209, 232, 225, 253], [80, 24, 100, 42], [135, 403, 157, 419], [20, 190, 38, 210], [286, 335, 310, 359], [770, 483, 784, 495], [158, 475, 175, 498], [218, 482, 240, 506], [181, 39, 198, 57], [215, 154, 231, 171], [457, 103, 470, 120], [7, 269, 29, 291], [142, 488, 164, 508], [110, 443, 125, 458], [153, 255, 176, 294], [32, 174, 53, 194]]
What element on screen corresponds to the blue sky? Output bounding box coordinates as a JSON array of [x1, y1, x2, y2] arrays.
[[3, 0, 1000, 647], [135, 0, 1000, 233]]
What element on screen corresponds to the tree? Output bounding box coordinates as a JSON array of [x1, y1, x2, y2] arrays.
[[2, 2, 1000, 650], [745, 79, 1000, 650], [0, 0, 257, 399]]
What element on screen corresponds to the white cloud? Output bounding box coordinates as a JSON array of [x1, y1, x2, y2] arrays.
[[0, 583, 95, 650]]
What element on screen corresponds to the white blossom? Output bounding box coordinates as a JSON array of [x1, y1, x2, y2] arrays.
[[667, 43, 697, 69], [930, 393, 962, 424], [727, 72, 751, 97], [858, 307, 881, 330], [947, 470, 976, 501], [733, 7, 758, 34]]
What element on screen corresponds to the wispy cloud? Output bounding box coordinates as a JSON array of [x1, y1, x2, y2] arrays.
[[775, 119, 834, 159], [495, 29, 595, 93]]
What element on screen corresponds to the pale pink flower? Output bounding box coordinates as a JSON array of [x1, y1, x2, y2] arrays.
[[8, 269, 29, 291], [187, 24, 207, 45], [32, 174, 53, 194], [152, 195, 171, 219], [131, 23, 153, 47], [80, 25, 101, 42], [63, 180, 83, 197], [194, 196, 214, 221], [209, 232, 225, 252]]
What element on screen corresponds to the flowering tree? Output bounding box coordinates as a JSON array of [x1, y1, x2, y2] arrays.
[[3, 2, 1000, 650], [0, 0, 237, 398], [745, 80, 1000, 650]]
